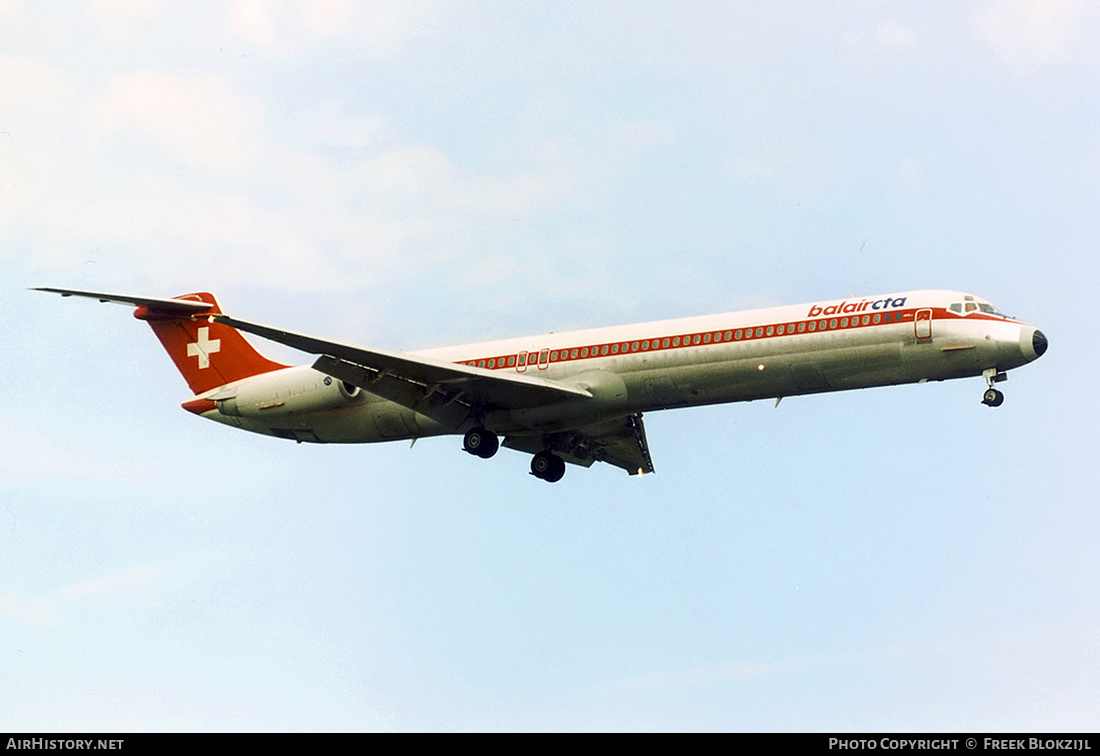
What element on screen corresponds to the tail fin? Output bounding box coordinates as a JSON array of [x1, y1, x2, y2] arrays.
[[134, 292, 288, 394]]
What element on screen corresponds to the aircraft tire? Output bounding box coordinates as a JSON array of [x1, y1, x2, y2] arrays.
[[464, 428, 499, 458], [531, 451, 566, 482]]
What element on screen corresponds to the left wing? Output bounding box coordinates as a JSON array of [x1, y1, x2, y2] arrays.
[[503, 414, 655, 476], [211, 313, 593, 413]]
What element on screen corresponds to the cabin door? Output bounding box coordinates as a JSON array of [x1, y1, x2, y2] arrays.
[[915, 309, 933, 340]]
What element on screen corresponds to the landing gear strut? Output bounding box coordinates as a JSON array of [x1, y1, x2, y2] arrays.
[[530, 451, 566, 483], [463, 427, 499, 458], [981, 368, 1006, 407]]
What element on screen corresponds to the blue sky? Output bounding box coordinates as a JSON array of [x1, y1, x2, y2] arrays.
[[1, 0, 1097, 731]]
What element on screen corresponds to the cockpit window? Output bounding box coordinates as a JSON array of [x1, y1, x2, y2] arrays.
[[952, 298, 1007, 317]]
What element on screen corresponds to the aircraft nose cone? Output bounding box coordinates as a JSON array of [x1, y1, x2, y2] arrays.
[[1033, 329, 1048, 358]]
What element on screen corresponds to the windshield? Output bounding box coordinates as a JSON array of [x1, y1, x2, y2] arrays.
[[949, 298, 1007, 318]]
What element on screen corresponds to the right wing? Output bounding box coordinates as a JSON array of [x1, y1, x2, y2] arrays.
[[214, 314, 656, 474], [211, 313, 593, 413]]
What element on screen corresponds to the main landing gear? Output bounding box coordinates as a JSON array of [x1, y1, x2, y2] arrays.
[[981, 368, 1006, 407], [463, 427, 499, 458], [530, 450, 566, 483], [463, 427, 566, 482]]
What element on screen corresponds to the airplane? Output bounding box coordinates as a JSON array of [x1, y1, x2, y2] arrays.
[[34, 287, 1047, 482]]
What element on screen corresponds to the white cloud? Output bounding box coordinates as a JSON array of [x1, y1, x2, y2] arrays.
[[92, 71, 266, 173], [0, 7, 679, 321], [876, 21, 919, 49], [225, 0, 453, 59], [726, 138, 835, 198], [228, 0, 278, 47], [0, 562, 169, 627], [895, 156, 928, 195], [842, 21, 920, 51], [969, 0, 1100, 73], [0, 55, 70, 113], [87, 0, 160, 21]]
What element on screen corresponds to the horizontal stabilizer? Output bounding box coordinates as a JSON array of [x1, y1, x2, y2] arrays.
[[35, 287, 286, 393], [32, 287, 214, 317]]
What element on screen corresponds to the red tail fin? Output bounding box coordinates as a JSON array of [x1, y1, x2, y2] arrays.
[[135, 292, 287, 394]]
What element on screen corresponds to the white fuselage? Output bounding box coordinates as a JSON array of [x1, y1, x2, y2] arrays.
[[190, 290, 1045, 445]]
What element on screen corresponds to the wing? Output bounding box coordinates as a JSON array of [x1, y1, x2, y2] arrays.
[[211, 313, 592, 413], [503, 413, 655, 476], [215, 315, 655, 475]]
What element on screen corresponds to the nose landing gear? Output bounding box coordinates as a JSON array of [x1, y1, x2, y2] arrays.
[[981, 368, 1006, 407], [982, 387, 1004, 407]]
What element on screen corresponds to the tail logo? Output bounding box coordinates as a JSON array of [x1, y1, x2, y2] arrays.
[[187, 326, 222, 369]]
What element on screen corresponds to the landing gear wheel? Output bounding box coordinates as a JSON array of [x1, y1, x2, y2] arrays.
[[982, 388, 1004, 407], [463, 427, 499, 458], [530, 451, 566, 483]]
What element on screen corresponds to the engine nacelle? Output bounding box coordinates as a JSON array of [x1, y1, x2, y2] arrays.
[[216, 367, 360, 418]]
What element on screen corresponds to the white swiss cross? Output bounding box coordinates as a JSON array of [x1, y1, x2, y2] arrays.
[[187, 326, 221, 369]]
